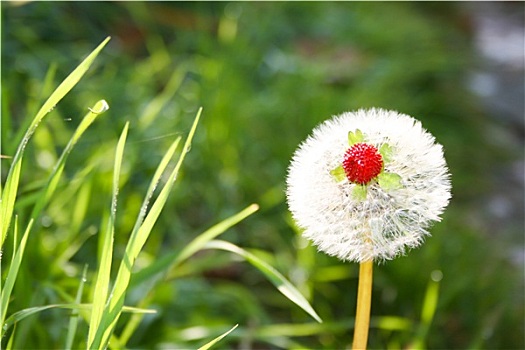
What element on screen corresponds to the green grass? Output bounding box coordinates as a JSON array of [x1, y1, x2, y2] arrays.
[[1, 37, 110, 246], [1, 32, 320, 350], [1, 2, 524, 349]]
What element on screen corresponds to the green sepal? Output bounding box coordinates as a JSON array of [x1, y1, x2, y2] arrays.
[[379, 143, 394, 163], [348, 129, 364, 146], [330, 165, 346, 182], [377, 172, 403, 191], [351, 184, 368, 201]]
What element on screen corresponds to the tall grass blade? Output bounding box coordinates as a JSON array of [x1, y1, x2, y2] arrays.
[[103, 136, 181, 345], [128, 136, 181, 247], [89, 108, 202, 349], [87, 122, 129, 347], [0, 36, 110, 247], [198, 324, 238, 350], [65, 265, 88, 350], [203, 240, 323, 323], [90, 137, 181, 344], [0, 219, 33, 335], [0, 159, 22, 246], [30, 99, 109, 221], [0, 215, 17, 330], [87, 136, 180, 348]]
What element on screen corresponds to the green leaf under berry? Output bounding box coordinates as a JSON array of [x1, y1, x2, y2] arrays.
[[351, 184, 368, 201], [377, 172, 403, 190], [348, 129, 364, 146], [330, 165, 346, 182], [379, 143, 394, 163]]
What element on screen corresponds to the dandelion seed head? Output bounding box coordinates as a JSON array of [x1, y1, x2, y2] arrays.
[[286, 108, 451, 263]]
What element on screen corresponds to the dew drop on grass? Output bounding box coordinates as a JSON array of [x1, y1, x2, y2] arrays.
[[88, 100, 110, 114], [431, 269, 443, 282], [112, 197, 119, 215], [41, 215, 53, 228]]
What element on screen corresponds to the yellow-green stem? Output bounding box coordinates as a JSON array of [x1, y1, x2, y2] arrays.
[[352, 260, 373, 350]]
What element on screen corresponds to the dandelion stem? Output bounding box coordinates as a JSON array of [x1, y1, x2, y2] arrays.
[[352, 260, 373, 350]]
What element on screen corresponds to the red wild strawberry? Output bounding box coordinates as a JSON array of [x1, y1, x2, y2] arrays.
[[342, 143, 383, 184]]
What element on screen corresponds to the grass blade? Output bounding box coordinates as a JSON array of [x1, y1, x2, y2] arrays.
[[176, 204, 260, 267], [0, 219, 33, 335], [113, 137, 181, 346], [30, 99, 109, 221], [0, 159, 22, 246], [89, 108, 202, 349], [65, 265, 88, 350], [198, 324, 238, 350], [86, 135, 180, 349], [87, 122, 129, 347], [3, 304, 155, 334], [0, 36, 111, 247], [407, 272, 442, 349], [128, 136, 182, 247], [131, 203, 259, 287], [203, 240, 323, 324]]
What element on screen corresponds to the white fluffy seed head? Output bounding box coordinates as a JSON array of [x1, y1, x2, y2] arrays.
[[286, 108, 451, 263]]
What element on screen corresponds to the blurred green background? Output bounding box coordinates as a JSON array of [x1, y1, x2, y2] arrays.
[[2, 2, 524, 349]]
